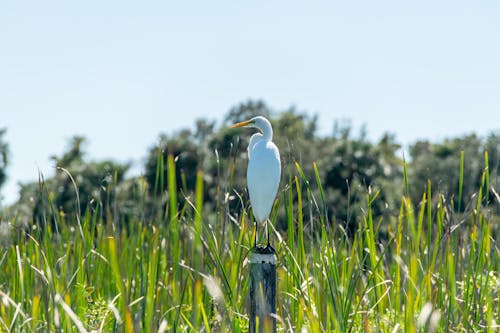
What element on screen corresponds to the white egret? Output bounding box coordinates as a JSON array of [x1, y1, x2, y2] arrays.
[[230, 116, 281, 248]]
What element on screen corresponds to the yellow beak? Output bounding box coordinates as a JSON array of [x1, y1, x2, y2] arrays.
[[229, 119, 253, 128]]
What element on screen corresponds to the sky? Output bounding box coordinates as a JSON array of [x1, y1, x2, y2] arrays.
[[1, 1, 499, 205]]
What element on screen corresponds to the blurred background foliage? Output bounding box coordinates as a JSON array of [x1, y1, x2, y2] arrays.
[[1, 100, 499, 235], [0, 128, 9, 197]]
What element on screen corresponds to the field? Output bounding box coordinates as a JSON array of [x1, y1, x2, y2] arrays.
[[0, 155, 499, 332]]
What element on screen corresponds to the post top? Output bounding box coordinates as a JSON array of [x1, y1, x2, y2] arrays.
[[249, 251, 276, 264]]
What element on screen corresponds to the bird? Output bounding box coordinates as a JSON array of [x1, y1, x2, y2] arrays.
[[230, 116, 281, 249]]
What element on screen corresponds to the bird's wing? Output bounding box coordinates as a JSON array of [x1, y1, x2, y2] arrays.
[[247, 141, 281, 223]]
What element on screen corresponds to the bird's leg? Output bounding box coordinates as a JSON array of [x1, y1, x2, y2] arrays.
[[266, 219, 270, 247], [254, 219, 258, 248]]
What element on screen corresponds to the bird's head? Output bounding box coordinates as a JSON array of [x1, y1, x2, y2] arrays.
[[230, 116, 271, 132], [230, 116, 273, 140]]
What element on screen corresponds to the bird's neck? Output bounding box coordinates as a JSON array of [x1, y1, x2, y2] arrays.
[[260, 123, 273, 141]]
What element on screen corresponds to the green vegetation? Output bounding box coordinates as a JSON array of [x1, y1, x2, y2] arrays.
[[0, 128, 9, 204], [0, 101, 499, 332]]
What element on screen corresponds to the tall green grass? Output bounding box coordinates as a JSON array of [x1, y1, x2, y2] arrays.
[[0, 151, 498, 332]]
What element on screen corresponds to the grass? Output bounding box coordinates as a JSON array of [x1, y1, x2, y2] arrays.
[[0, 151, 499, 332]]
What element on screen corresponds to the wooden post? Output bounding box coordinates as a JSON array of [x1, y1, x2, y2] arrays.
[[249, 246, 277, 333]]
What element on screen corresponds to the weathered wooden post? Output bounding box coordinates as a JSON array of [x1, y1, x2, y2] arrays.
[[249, 245, 277, 333]]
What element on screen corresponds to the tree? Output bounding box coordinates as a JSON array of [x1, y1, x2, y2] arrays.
[[321, 124, 402, 235], [16, 136, 130, 228], [272, 109, 318, 176], [0, 128, 9, 204], [223, 100, 271, 126], [408, 134, 485, 211], [7, 99, 499, 241], [144, 130, 201, 197]]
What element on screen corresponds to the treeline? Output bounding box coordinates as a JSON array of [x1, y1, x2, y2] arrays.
[[1, 100, 499, 233]]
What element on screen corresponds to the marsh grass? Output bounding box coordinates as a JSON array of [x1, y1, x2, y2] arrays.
[[0, 150, 499, 332]]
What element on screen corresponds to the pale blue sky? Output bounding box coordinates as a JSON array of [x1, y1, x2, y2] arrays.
[[1, 1, 499, 204]]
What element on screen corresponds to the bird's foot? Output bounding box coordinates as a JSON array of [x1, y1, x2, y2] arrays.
[[253, 243, 275, 254]]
